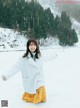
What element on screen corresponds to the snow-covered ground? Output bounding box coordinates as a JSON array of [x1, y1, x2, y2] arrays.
[[0, 27, 61, 51], [0, 47, 80, 108], [0, 28, 27, 50]]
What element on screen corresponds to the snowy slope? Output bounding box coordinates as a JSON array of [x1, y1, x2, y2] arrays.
[[39, 0, 80, 46], [38, 0, 80, 46], [39, 0, 60, 17], [0, 27, 61, 51], [0, 47, 80, 108], [71, 18, 80, 46], [0, 28, 27, 50], [0, 18, 80, 51]]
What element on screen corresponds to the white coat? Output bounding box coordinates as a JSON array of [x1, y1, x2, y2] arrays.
[[2, 51, 58, 94]]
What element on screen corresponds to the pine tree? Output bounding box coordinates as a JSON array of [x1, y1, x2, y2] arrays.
[[45, 8, 55, 36], [54, 15, 61, 35], [0, 0, 78, 46], [61, 11, 72, 29], [0, 0, 3, 26]]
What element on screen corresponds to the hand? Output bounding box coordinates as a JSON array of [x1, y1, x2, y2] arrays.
[[2, 75, 7, 81]]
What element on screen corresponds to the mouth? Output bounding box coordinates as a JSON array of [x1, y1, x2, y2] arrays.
[[31, 49, 35, 52]]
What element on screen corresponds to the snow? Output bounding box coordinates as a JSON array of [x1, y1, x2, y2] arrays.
[[39, 0, 60, 17], [0, 47, 80, 108], [71, 18, 80, 46], [25, 0, 59, 17], [0, 27, 61, 52], [0, 28, 27, 50]]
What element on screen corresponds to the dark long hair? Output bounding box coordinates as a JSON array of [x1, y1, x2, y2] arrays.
[[23, 39, 41, 59]]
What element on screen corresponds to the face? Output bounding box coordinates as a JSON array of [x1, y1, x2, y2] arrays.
[[29, 42, 37, 53]]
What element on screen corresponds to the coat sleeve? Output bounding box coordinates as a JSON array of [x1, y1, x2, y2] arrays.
[[2, 57, 23, 80]]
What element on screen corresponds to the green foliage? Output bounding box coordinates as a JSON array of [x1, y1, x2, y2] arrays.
[[0, 0, 78, 46], [58, 11, 78, 46], [44, 8, 55, 36]]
